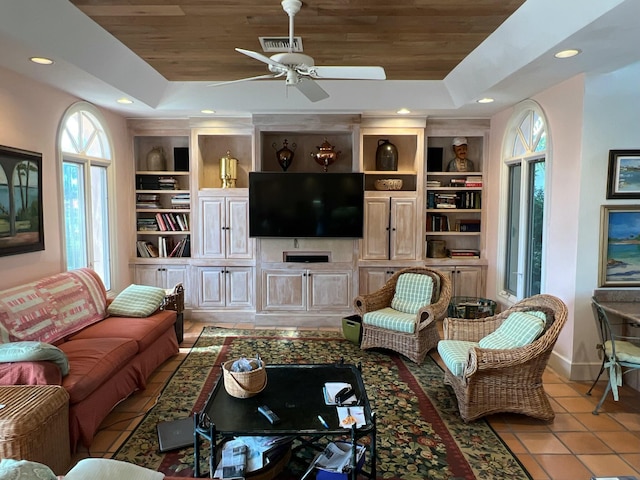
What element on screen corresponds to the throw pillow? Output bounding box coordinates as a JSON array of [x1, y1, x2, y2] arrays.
[[478, 310, 547, 350], [63, 459, 164, 480], [0, 459, 57, 480], [391, 273, 434, 314], [107, 284, 166, 318], [0, 341, 69, 376]]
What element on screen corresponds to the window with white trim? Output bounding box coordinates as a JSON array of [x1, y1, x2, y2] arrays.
[[59, 103, 113, 290], [500, 101, 548, 301]]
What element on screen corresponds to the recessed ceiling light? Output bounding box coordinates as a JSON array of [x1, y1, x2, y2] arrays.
[[116, 98, 133, 104], [477, 97, 494, 104], [30, 57, 53, 65], [396, 108, 411, 115], [201, 109, 216, 114], [554, 49, 581, 59]]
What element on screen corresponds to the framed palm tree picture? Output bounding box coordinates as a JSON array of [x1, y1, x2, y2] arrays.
[[0, 145, 44, 257]]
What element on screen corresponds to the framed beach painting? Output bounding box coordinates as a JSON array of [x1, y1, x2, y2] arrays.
[[599, 205, 640, 287], [0, 145, 44, 257], [606, 149, 640, 199]]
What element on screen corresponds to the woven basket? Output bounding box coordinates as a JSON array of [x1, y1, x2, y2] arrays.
[[222, 358, 267, 398]]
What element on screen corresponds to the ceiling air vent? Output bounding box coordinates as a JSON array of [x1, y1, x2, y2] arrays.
[[259, 36, 303, 53]]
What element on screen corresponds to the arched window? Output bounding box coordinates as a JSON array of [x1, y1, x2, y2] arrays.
[[58, 103, 114, 289], [499, 100, 549, 301]]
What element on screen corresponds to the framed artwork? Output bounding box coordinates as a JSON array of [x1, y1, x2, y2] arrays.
[[0, 145, 44, 257], [599, 205, 640, 287], [606, 149, 640, 199]]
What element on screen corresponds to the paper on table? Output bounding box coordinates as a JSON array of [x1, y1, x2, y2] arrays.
[[337, 406, 365, 428], [323, 382, 357, 405]]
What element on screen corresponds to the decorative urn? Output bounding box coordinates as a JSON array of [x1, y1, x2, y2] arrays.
[[273, 139, 296, 171], [311, 138, 341, 172], [146, 146, 166, 171], [219, 150, 238, 188]]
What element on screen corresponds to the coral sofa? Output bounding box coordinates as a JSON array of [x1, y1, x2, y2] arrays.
[[0, 268, 179, 451]]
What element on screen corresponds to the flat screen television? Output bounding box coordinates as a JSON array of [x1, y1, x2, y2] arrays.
[[249, 172, 365, 238]]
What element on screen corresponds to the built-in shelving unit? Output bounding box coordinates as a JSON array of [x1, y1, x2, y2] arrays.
[[134, 134, 191, 260]]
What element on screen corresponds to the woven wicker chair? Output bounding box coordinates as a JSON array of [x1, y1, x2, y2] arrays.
[[440, 294, 567, 422], [354, 267, 452, 364]]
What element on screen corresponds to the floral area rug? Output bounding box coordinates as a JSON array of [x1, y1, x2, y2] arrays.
[[113, 327, 531, 479]]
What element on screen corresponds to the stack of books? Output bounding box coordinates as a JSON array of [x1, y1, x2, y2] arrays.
[[426, 180, 441, 188], [448, 178, 467, 187], [136, 176, 160, 190], [170, 193, 190, 209], [435, 193, 458, 208], [137, 217, 158, 231], [158, 176, 177, 190], [155, 213, 189, 232], [136, 193, 160, 209], [448, 248, 480, 259], [426, 213, 450, 232], [465, 175, 483, 187]]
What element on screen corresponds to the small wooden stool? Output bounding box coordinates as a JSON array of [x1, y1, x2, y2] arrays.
[[0, 385, 70, 475]]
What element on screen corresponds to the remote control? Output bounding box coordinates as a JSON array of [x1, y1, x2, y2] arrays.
[[257, 405, 281, 425]]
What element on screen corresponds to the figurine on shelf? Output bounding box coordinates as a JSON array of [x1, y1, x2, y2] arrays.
[[446, 137, 475, 172]]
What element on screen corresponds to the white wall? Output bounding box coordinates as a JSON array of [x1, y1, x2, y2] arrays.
[[0, 66, 132, 292], [487, 62, 640, 380]]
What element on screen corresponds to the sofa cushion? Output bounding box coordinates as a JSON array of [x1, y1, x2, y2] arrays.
[[0, 268, 107, 344], [390, 273, 433, 314], [437, 340, 479, 377], [0, 341, 69, 376], [59, 337, 138, 404], [107, 284, 166, 318], [478, 310, 547, 350], [63, 459, 164, 480], [363, 307, 416, 334], [69, 310, 176, 352]]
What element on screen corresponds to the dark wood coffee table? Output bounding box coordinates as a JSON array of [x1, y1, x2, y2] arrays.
[[193, 362, 376, 479]]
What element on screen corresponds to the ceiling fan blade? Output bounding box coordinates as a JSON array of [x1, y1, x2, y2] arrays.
[[295, 77, 329, 102], [235, 48, 284, 69], [310, 66, 386, 80], [208, 73, 282, 87]]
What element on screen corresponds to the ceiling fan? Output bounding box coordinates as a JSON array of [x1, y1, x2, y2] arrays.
[[210, 0, 386, 102]]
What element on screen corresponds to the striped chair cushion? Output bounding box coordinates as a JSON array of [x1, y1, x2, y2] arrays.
[[107, 284, 166, 318], [363, 307, 416, 334], [478, 310, 546, 350], [390, 273, 434, 314], [437, 340, 479, 377]]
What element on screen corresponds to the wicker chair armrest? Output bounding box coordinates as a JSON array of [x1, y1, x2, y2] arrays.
[[415, 306, 437, 331], [443, 313, 509, 342], [354, 292, 391, 314], [463, 337, 551, 378]]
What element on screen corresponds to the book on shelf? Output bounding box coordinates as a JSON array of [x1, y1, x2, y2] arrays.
[[426, 213, 450, 232], [456, 219, 481, 232]]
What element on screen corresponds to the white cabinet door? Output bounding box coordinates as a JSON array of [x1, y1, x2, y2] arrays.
[[227, 197, 253, 259], [361, 197, 390, 260], [200, 197, 225, 258], [308, 270, 352, 311], [134, 265, 186, 289], [390, 198, 417, 260], [261, 269, 306, 311], [196, 267, 225, 308], [226, 267, 254, 308]]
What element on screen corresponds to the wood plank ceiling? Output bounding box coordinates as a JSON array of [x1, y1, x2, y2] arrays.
[[70, 0, 525, 82]]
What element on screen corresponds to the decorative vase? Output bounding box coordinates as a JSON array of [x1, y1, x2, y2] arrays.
[[311, 138, 341, 172], [375, 139, 398, 171], [273, 139, 296, 171], [146, 146, 166, 171]]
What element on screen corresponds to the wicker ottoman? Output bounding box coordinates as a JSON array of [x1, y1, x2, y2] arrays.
[[0, 385, 70, 475]]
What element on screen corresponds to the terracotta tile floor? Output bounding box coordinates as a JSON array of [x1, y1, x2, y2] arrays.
[[71, 320, 640, 479]]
